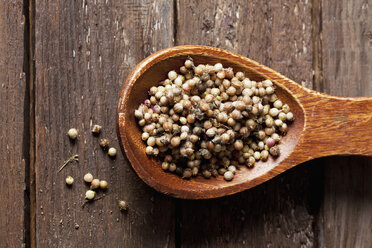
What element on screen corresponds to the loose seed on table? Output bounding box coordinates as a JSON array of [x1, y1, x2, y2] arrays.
[[65, 176, 74, 185], [84, 173, 93, 183], [85, 190, 96, 200], [99, 138, 110, 149], [108, 147, 117, 157], [119, 200, 128, 211], [91, 125, 102, 135], [67, 128, 78, 140], [99, 180, 108, 189], [91, 179, 100, 189]]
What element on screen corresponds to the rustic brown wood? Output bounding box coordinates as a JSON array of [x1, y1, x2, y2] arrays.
[[34, 0, 175, 247], [320, 0, 372, 247], [0, 0, 28, 246], [117, 45, 372, 199]]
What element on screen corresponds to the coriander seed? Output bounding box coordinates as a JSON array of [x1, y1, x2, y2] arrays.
[[99, 180, 108, 189], [119, 200, 128, 211], [99, 138, 110, 149], [84, 173, 93, 183], [67, 128, 78, 140], [91, 124, 102, 135], [65, 176, 74, 185], [108, 147, 117, 157], [85, 190, 96, 200], [223, 171, 234, 181], [91, 179, 100, 189]]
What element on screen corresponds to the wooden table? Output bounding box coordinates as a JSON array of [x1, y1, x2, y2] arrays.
[[1, 0, 371, 247]]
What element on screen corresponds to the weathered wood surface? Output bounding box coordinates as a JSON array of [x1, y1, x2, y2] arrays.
[[320, 0, 372, 247], [34, 0, 175, 247], [176, 1, 317, 247], [1, 0, 370, 247], [0, 0, 28, 247]]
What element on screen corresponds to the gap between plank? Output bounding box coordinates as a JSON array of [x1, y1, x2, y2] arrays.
[[23, 0, 36, 247]]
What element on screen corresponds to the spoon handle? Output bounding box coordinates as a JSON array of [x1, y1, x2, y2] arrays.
[[299, 95, 372, 158]]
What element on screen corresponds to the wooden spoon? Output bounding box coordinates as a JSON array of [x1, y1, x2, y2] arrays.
[[117, 45, 372, 199]]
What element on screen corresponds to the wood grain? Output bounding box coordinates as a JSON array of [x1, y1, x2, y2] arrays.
[[175, 0, 316, 246], [34, 0, 175, 247], [320, 0, 372, 247], [0, 0, 28, 247]]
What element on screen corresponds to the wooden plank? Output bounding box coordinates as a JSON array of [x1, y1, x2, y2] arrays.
[[320, 0, 372, 247], [0, 0, 27, 247], [34, 0, 175, 247], [176, 1, 317, 247]]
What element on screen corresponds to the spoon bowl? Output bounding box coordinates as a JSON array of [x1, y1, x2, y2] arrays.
[[117, 45, 372, 199]]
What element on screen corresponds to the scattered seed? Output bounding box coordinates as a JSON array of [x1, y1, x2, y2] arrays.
[[91, 124, 102, 135], [84, 173, 93, 183], [99, 138, 110, 149], [65, 176, 74, 185], [91, 179, 100, 189], [118, 200, 128, 211], [99, 180, 108, 189], [108, 147, 117, 157], [67, 128, 78, 140], [85, 190, 96, 200]]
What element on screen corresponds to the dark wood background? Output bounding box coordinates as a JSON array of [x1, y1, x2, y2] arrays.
[[1, 0, 371, 247]]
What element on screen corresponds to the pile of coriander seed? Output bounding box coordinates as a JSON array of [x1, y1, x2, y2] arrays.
[[134, 58, 294, 181]]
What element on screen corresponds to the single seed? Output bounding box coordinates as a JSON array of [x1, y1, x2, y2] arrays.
[[145, 146, 153, 155], [108, 147, 117, 157], [162, 162, 169, 170], [84, 173, 93, 183], [91, 179, 100, 189], [99, 138, 110, 149], [85, 190, 96, 200], [118, 200, 128, 211], [168, 70, 178, 80], [269, 146, 280, 157], [91, 125, 102, 135], [224, 171, 234, 181], [261, 150, 269, 161], [286, 112, 294, 121], [67, 128, 78, 140], [228, 165, 237, 174], [253, 151, 261, 161], [65, 176, 74, 185], [273, 100, 283, 109], [99, 180, 108, 189]]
